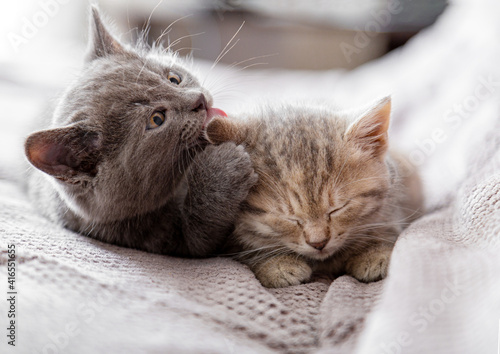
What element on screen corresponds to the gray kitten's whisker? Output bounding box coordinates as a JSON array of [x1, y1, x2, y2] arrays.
[[145, 82, 165, 92], [166, 32, 205, 52], [154, 14, 193, 47], [135, 57, 152, 83], [227, 53, 278, 70], [210, 22, 245, 70], [143, 0, 164, 35], [211, 39, 241, 72], [231, 62, 269, 73], [202, 22, 245, 87], [173, 47, 201, 55]]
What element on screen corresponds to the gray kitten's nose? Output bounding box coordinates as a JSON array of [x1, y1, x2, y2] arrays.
[[307, 240, 328, 251], [192, 94, 207, 112]]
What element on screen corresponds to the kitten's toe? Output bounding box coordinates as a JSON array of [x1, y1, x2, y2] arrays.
[[201, 142, 257, 191], [277, 261, 313, 287], [255, 258, 312, 288], [346, 247, 392, 283], [226, 144, 258, 189], [248, 171, 259, 186]]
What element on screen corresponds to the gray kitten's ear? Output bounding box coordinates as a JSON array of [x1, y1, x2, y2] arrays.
[[205, 117, 246, 145], [25, 125, 101, 182], [344, 96, 391, 157], [86, 6, 125, 62]]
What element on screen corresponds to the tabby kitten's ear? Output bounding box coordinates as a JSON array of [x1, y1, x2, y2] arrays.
[[205, 117, 246, 145], [344, 96, 391, 157], [86, 6, 126, 62], [25, 125, 101, 182]]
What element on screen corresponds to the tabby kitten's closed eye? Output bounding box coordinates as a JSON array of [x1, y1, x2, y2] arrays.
[[24, 7, 257, 257], [206, 98, 423, 287]]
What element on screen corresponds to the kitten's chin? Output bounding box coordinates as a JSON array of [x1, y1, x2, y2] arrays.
[[307, 251, 335, 261], [298, 247, 336, 261]]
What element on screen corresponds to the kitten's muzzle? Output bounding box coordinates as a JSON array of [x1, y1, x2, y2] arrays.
[[306, 239, 328, 251]]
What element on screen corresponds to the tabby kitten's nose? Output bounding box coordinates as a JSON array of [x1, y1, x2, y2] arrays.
[[307, 240, 328, 251], [192, 94, 207, 112]]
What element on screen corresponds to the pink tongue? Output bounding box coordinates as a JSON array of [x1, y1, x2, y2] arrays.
[[204, 108, 227, 129], [207, 108, 227, 120]]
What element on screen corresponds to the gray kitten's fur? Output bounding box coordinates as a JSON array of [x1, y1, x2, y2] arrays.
[[24, 8, 257, 257], [206, 99, 423, 287]]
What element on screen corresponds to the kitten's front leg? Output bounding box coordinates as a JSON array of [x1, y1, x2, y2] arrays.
[[180, 143, 258, 256], [345, 244, 394, 282], [251, 254, 312, 288]]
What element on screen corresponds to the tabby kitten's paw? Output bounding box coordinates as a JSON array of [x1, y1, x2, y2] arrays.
[[254, 254, 312, 288], [345, 246, 393, 282]]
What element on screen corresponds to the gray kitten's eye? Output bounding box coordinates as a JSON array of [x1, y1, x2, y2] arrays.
[[147, 111, 165, 129], [167, 72, 181, 85]]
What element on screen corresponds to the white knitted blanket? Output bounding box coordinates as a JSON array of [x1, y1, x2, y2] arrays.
[[1, 2, 499, 353]]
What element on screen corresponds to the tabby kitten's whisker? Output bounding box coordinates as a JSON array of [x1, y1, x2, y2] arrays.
[[224, 245, 279, 257]]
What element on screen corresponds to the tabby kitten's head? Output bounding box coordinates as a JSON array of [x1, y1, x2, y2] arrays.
[[24, 7, 222, 223], [206, 98, 394, 261]]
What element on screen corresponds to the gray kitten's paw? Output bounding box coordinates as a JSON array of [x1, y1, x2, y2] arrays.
[[202, 142, 258, 194], [254, 255, 312, 288], [346, 246, 393, 282], [180, 142, 257, 255]]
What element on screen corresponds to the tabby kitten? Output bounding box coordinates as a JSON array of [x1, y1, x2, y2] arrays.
[[24, 7, 257, 257], [206, 98, 423, 287]]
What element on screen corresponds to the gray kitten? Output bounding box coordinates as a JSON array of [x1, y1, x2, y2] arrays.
[[24, 7, 257, 257]]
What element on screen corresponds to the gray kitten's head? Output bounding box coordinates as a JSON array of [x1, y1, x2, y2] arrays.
[[25, 7, 222, 222]]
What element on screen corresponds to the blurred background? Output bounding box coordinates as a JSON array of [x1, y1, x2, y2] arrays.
[[103, 0, 446, 70], [0, 0, 447, 178], [0, 0, 447, 72]]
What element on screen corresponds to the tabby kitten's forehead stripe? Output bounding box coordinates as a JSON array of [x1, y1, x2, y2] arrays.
[[359, 188, 388, 199], [246, 108, 349, 219], [287, 189, 305, 216]]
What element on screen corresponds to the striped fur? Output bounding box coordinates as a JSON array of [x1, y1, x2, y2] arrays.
[[207, 99, 423, 287]]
